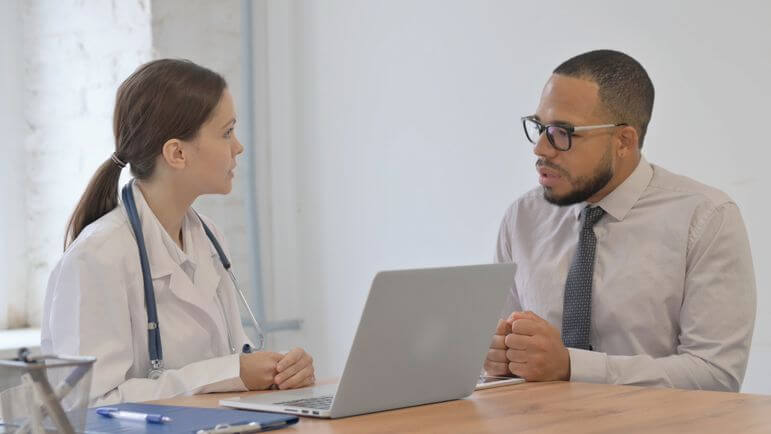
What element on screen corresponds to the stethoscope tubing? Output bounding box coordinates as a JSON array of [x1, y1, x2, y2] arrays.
[[122, 181, 164, 371], [121, 180, 264, 379]]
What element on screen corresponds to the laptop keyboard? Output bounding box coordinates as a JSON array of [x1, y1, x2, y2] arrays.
[[276, 394, 335, 410]]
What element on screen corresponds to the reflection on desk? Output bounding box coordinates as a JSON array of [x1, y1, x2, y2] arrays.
[[149, 380, 771, 433]]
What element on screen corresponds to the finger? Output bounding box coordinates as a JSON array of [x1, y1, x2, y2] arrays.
[[510, 319, 539, 336], [275, 353, 312, 384], [487, 348, 508, 363], [495, 319, 511, 335], [278, 364, 315, 390], [504, 333, 529, 350], [511, 311, 541, 322], [508, 361, 528, 379], [299, 373, 316, 388], [277, 348, 304, 372], [506, 348, 528, 364], [484, 360, 510, 376], [285, 364, 315, 389], [490, 334, 506, 349]]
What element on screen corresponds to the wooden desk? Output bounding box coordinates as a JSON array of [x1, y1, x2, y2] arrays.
[[152, 382, 771, 433]]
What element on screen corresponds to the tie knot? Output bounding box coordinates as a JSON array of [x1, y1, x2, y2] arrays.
[[582, 206, 605, 228]]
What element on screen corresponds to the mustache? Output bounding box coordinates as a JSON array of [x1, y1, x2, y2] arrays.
[[536, 159, 569, 177]]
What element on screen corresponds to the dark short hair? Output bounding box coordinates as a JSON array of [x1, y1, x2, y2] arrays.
[[553, 49, 654, 148]]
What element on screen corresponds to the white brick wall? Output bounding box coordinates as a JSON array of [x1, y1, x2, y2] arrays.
[[0, 0, 27, 329], [14, 1, 287, 353], [22, 0, 153, 326]]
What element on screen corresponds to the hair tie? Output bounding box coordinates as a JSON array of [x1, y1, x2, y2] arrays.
[[111, 153, 127, 169]]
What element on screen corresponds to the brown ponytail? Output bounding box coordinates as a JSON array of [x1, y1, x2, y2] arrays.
[[63, 59, 227, 249]]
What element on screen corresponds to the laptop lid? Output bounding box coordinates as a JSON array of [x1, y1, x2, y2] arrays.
[[221, 263, 514, 419], [330, 263, 513, 418]]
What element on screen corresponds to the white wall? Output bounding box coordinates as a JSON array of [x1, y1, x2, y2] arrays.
[[21, 0, 153, 326], [11, 0, 281, 348], [0, 0, 27, 328], [264, 0, 771, 393], [149, 0, 272, 345]]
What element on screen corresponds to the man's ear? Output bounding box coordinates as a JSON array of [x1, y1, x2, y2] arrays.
[[616, 126, 639, 158], [160, 138, 187, 170]]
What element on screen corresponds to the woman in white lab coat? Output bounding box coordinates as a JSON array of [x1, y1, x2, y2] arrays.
[[40, 59, 315, 405]]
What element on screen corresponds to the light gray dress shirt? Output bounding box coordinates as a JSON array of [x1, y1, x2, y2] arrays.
[[495, 157, 756, 392]]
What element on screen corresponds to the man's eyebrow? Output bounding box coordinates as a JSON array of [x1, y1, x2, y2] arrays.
[[533, 115, 574, 127], [551, 119, 575, 127]]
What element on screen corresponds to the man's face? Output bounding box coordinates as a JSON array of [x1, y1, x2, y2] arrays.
[[532, 74, 618, 206]]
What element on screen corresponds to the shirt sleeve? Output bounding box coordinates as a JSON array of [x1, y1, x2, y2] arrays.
[[569, 202, 756, 391], [496, 205, 522, 318], [44, 243, 248, 407]]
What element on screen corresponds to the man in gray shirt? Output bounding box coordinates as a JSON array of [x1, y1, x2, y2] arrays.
[[484, 49, 756, 392]]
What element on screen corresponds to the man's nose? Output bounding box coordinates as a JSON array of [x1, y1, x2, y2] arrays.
[[533, 131, 557, 159]]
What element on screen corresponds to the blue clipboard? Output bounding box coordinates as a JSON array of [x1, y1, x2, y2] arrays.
[[83, 402, 298, 433]]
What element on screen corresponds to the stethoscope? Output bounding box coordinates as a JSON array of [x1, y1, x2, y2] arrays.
[[121, 180, 265, 379]]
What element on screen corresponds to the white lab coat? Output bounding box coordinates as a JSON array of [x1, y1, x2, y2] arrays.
[[41, 183, 253, 405]]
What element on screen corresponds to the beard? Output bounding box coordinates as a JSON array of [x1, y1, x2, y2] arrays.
[[540, 146, 614, 206]]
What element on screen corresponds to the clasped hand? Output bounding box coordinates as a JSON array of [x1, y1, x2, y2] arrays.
[[240, 347, 315, 390], [483, 311, 570, 381]]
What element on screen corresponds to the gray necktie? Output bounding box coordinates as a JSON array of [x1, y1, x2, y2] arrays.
[[561, 206, 605, 351]]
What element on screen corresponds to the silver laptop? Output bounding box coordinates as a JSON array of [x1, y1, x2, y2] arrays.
[[220, 264, 514, 419]]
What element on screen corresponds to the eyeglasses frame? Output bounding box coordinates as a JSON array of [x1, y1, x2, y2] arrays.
[[521, 115, 628, 151]]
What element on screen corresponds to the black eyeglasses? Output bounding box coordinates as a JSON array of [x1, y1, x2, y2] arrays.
[[521, 116, 627, 151]]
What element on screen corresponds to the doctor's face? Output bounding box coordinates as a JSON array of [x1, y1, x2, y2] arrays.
[[186, 89, 244, 195]]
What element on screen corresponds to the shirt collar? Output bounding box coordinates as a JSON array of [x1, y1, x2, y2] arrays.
[[570, 156, 653, 222]]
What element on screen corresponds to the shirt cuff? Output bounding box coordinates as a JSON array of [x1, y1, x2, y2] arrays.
[[568, 348, 608, 384], [196, 353, 248, 394]]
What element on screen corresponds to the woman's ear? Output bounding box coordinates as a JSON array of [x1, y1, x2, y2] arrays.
[[160, 138, 187, 170]]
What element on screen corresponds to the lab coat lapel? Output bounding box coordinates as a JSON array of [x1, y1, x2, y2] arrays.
[[165, 268, 220, 317], [162, 214, 222, 315], [187, 211, 223, 304], [125, 183, 221, 313], [164, 213, 226, 348]]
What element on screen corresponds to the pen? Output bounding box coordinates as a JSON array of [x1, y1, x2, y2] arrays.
[[96, 407, 173, 424]]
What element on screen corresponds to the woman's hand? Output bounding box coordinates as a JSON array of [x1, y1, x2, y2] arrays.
[[274, 347, 315, 390], [239, 351, 284, 390]]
